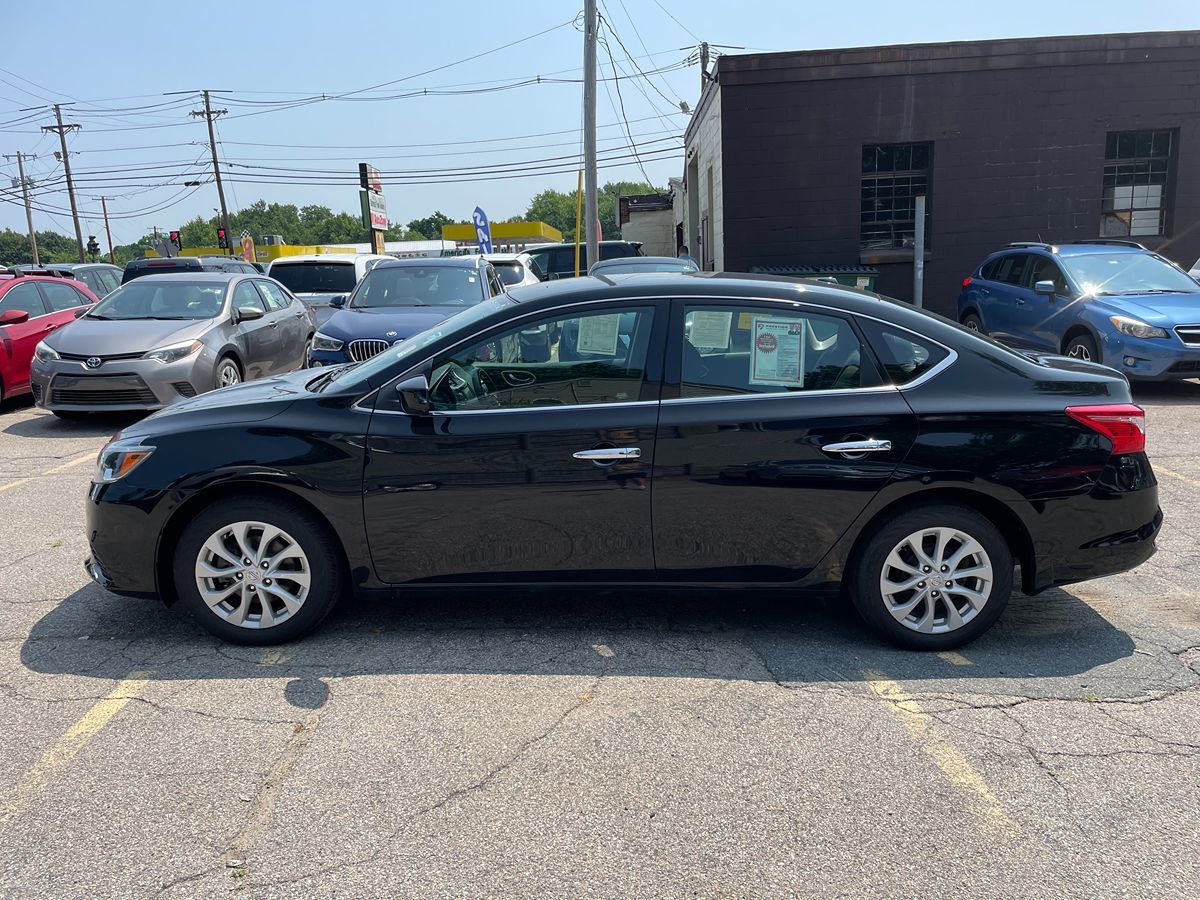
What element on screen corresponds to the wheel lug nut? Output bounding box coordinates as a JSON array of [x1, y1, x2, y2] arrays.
[[922, 566, 931, 573], [918, 581, 925, 588], [243, 558, 251, 565], [236, 573, 243, 580], [248, 585, 256, 592], [932, 591, 940, 597], [945, 581, 952, 588]]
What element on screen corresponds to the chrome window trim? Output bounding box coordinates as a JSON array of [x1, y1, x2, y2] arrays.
[[351, 291, 959, 412], [662, 384, 899, 406], [369, 398, 660, 417]]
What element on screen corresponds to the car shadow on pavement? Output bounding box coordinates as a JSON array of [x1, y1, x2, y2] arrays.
[[1131, 379, 1200, 404], [2, 410, 145, 439], [21, 580, 1138, 693]]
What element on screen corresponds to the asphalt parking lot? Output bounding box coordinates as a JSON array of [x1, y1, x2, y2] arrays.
[[0, 386, 1197, 898]]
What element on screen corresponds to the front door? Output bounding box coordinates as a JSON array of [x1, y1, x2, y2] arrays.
[[231, 281, 276, 379], [652, 300, 919, 582], [363, 300, 666, 584], [0, 282, 52, 394], [1013, 255, 1073, 352]]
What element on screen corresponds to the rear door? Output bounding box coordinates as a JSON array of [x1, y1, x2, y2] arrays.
[[363, 299, 666, 584], [652, 299, 920, 583], [0, 282, 52, 394], [254, 279, 307, 372], [990, 253, 1037, 346]]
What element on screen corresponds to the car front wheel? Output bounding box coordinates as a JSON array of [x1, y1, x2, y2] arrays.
[[1065, 334, 1099, 363], [172, 496, 345, 644], [849, 505, 1012, 650]]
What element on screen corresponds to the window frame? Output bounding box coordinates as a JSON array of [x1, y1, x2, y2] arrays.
[[1101, 128, 1175, 238], [0, 281, 51, 318], [232, 280, 267, 314], [373, 297, 670, 415], [661, 297, 887, 403], [860, 142, 933, 251]]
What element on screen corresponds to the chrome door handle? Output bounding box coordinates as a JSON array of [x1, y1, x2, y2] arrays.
[[573, 447, 641, 461], [821, 439, 892, 454]]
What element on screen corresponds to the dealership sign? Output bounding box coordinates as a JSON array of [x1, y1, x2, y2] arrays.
[[360, 188, 388, 230], [359, 163, 383, 193]]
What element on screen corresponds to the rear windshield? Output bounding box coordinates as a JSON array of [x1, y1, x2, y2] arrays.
[[269, 262, 357, 295], [492, 263, 526, 286], [598, 259, 697, 274], [1060, 252, 1200, 296], [350, 265, 485, 308], [87, 280, 225, 321], [122, 259, 199, 283]]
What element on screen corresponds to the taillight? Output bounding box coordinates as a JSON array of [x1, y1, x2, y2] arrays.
[[961, 276, 973, 289], [1066, 404, 1146, 454]]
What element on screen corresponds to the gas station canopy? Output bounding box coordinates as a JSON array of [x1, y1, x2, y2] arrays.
[[441, 220, 562, 245]]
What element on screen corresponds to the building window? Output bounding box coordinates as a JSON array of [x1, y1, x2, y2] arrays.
[[1102, 130, 1173, 237], [860, 143, 931, 250]]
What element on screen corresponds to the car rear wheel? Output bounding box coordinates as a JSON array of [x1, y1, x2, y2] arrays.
[[849, 505, 1012, 650], [172, 496, 345, 644], [961, 312, 985, 333], [215, 356, 242, 390], [1065, 334, 1099, 363]]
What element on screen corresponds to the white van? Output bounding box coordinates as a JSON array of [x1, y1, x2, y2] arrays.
[[266, 254, 392, 326]]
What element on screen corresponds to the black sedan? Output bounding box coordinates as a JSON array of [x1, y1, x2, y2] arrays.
[[85, 273, 1160, 649]]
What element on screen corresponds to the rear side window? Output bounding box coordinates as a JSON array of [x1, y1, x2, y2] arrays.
[[96, 269, 120, 295], [40, 281, 90, 311], [979, 258, 1003, 280], [255, 280, 292, 311], [859, 319, 950, 385], [493, 263, 526, 286]]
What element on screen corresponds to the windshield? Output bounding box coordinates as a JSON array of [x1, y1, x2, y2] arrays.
[[87, 280, 225, 320], [349, 265, 485, 308], [599, 259, 697, 274], [329, 297, 511, 391], [492, 263, 527, 286], [1061, 252, 1200, 295], [270, 262, 357, 295]]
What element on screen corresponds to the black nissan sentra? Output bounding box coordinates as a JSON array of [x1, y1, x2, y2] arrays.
[[85, 273, 1160, 649]]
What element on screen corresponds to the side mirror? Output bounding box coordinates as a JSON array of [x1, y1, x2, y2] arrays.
[[395, 374, 431, 416], [235, 305, 265, 323], [74, 307, 91, 319], [0, 309, 30, 325], [329, 295, 347, 309], [1033, 280, 1057, 296]]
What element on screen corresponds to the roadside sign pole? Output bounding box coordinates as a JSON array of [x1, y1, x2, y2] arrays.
[[913, 194, 926, 308]]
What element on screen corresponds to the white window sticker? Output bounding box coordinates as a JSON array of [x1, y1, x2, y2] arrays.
[[576, 314, 621, 355], [750, 317, 806, 387], [688, 310, 732, 350]]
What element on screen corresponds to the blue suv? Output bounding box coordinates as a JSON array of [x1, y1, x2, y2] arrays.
[[958, 240, 1200, 380]]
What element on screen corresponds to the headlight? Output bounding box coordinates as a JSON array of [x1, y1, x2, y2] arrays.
[[311, 332, 344, 351], [142, 340, 203, 364], [1109, 316, 1168, 340], [34, 341, 59, 362], [94, 439, 155, 484]]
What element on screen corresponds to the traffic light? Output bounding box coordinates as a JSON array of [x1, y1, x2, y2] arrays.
[[216, 227, 228, 249], [86, 235, 99, 261], [169, 230, 182, 250]]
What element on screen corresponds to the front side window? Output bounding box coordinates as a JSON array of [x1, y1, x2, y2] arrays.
[[680, 305, 877, 397], [861, 143, 931, 250], [1026, 256, 1070, 294], [350, 265, 485, 308], [41, 281, 89, 311], [0, 282, 47, 317], [1103, 130, 1173, 237], [429, 307, 654, 412]]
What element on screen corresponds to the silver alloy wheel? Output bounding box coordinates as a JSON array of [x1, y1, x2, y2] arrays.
[[194, 521, 311, 628], [965, 319, 980, 331], [1067, 343, 1092, 361], [879, 526, 994, 634], [217, 361, 241, 388]]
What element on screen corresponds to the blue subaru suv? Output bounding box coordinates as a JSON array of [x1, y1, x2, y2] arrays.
[[958, 240, 1200, 380]]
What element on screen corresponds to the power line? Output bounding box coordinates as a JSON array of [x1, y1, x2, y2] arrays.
[[651, 0, 700, 42]]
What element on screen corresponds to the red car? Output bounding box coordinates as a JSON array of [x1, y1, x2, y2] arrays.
[[0, 270, 98, 405]]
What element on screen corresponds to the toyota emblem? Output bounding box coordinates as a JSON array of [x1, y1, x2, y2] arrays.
[[85, 356, 102, 369]]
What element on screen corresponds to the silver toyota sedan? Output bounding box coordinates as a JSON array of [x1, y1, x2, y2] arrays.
[[31, 273, 314, 419]]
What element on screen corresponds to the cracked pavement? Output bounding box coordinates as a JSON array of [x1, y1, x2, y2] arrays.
[[0, 386, 1197, 898]]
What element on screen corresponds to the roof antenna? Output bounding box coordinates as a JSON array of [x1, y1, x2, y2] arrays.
[[1037, 232, 1044, 243]]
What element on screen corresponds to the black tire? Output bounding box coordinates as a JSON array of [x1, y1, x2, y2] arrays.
[[961, 312, 985, 334], [214, 356, 243, 391], [172, 495, 346, 645], [1064, 333, 1099, 363], [52, 410, 90, 421], [848, 504, 1013, 650]]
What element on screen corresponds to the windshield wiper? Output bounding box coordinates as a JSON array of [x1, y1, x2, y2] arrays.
[[1138, 289, 1194, 294], [86, 313, 111, 319]]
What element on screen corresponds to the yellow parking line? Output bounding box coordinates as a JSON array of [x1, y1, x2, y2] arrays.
[[0, 672, 149, 830], [864, 670, 1016, 836], [1155, 466, 1200, 489], [0, 451, 97, 493], [937, 651, 973, 666]]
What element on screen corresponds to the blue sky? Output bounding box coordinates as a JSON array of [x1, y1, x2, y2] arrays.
[[2, 0, 1197, 245]]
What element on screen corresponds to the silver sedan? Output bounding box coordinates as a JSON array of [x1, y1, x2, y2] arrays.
[[30, 272, 314, 418]]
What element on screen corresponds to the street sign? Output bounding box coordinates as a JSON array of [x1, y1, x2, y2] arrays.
[[359, 163, 383, 193], [361, 190, 388, 230], [473, 206, 493, 253]]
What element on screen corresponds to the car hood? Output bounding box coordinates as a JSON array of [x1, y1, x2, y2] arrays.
[[120, 367, 317, 435], [1102, 292, 1200, 325], [45, 316, 213, 354], [319, 306, 460, 341]]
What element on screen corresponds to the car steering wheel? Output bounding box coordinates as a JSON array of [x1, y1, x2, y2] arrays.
[[434, 362, 486, 405]]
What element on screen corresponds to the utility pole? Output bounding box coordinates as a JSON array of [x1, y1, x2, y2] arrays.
[[583, 0, 599, 270], [3, 151, 39, 265], [190, 90, 233, 255], [42, 105, 84, 262], [700, 42, 710, 88], [100, 196, 115, 264]]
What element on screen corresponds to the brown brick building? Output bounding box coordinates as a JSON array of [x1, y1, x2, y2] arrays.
[[682, 31, 1200, 315]]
